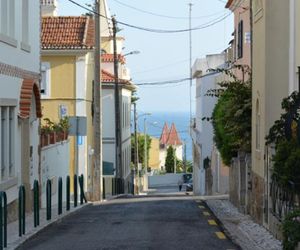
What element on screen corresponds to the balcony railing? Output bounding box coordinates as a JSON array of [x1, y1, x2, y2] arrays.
[[41, 0, 56, 5], [270, 178, 300, 221]]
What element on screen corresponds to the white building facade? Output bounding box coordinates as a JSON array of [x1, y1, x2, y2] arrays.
[[191, 54, 229, 195], [0, 0, 41, 218]]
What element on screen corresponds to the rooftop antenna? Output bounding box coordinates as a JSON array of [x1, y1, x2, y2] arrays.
[[189, 3, 193, 129]]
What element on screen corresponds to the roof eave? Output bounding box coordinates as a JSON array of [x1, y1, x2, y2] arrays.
[[41, 48, 94, 56]]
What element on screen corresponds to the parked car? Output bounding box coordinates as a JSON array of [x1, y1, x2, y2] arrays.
[[183, 173, 192, 183], [185, 178, 193, 192]]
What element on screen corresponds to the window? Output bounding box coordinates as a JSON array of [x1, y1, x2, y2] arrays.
[[255, 99, 260, 150], [0, 100, 16, 182], [0, 0, 16, 47], [21, 0, 30, 51], [41, 62, 51, 97], [237, 20, 243, 59]]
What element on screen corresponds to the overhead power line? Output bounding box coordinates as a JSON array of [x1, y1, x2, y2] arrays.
[[112, 0, 228, 20], [67, 0, 232, 33], [135, 78, 191, 86]]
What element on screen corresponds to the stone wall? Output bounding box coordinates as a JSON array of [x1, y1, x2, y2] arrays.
[[229, 152, 252, 214], [250, 171, 264, 224]]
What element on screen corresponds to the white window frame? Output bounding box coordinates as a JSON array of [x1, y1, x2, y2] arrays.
[[21, 0, 31, 52], [0, 99, 17, 183], [41, 62, 51, 98], [0, 0, 17, 47]]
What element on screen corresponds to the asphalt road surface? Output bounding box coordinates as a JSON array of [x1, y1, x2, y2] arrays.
[[18, 195, 238, 250]]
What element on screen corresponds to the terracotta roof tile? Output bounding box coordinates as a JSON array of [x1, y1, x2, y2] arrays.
[[101, 69, 129, 84], [102, 54, 126, 64], [42, 16, 95, 50], [225, 0, 234, 8], [166, 123, 182, 145], [159, 122, 169, 145]]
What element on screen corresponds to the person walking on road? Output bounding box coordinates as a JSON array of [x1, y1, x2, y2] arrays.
[[178, 178, 183, 191]]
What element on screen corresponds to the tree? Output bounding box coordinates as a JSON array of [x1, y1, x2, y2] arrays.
[[207, 65, 252, 165], [165, 146, 175, 173], [131, 133, 151, 170]]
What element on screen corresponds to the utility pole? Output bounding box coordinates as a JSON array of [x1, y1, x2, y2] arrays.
[[93, 0, 102, 201], [112, 17, 122, 179], [133, 103, 139, 194], [174, 141, 177, 174], [189, 3, 193, 127], [184, 140, 187, 173], [144, 117, 147, 173]]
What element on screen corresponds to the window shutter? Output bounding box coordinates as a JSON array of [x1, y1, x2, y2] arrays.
[[240, 20, 243, 58]]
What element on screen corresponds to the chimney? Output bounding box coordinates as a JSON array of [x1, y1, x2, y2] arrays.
[[41, 0, 58, 17]]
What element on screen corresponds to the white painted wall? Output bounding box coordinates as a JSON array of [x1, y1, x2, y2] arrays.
[[102, 88, 116, 175], [148, 173, 184, 187], [41, 141, 70, 208], [0, 0, 40, 74], [191, 53, 226, 195], [102, 86, 133, 179], [75, 55, 88, 178]]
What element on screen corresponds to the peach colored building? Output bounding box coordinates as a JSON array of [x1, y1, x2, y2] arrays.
[[226, 0, 251, 80]]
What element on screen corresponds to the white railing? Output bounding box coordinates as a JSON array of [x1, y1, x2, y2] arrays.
[[41, 0, 56, 6]]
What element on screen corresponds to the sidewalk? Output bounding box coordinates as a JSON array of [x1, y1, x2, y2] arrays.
[[7, 202, 90, 250], [203, 197, 282, 250]]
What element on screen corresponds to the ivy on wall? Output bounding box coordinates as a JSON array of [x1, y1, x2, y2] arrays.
[[207, 65, 252, 165]]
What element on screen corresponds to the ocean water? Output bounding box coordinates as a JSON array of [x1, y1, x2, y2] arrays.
[[137, 112, 192, 161]]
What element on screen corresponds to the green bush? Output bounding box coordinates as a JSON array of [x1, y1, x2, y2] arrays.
[[267, 92, 300, 187], [272, 140, 300, 186], [282, 210, 300, 250], [210, 66, 252, 165]]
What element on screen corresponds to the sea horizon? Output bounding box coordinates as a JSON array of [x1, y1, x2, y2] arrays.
[[136, 111, 193, 161]]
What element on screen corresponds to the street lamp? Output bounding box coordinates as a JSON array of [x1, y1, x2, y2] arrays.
[[123, 50, 140, 57], [135, 112, 151, 194], [143, 113, 152, 174]]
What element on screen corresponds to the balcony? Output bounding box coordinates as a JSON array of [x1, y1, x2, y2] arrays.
[[41, 0, 56, 6]]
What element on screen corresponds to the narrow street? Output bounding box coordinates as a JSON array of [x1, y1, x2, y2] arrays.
[[18, 190, 238, 250]]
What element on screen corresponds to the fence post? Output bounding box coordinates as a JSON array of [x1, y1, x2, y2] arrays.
[[79, 174, 87, 205], [66, 176, 70, 211], [46, 180, 52, 220], [74, 174, 78, 207], [58, 177, 63, 215], [103, 178, 106, 200], [33, 180, 39, 227], [0, 191, 7, 250], [18, 185, 25, 237], [116, 178, 119, 195]]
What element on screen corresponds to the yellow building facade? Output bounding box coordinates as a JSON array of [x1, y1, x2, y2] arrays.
[[41, 16, 95, 191], [148, 137, 161, 171]]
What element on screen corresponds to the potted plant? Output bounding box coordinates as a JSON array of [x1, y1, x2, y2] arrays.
[[59, 117, 70, 140], [53, 122, 63, 142], [40, 124, 51, 147], [44, 118, 56, 144]]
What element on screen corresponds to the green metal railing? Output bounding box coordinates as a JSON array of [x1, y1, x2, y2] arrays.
[[103, 178, 106, 200], [33, 180, 39, 227], [0, 191, 7, 250], [0, 174, 89, 247], [58, 177, 63, 215], [74, 175, 78, 207], [46, 180, 52, 220], [79, 174, 87, 205], [18, 185, 25, 237], [66, 175, 70, 211]]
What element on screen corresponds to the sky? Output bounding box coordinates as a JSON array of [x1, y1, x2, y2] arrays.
[[58, 0, 233, 114]]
